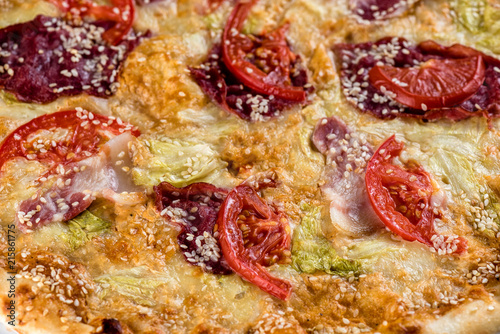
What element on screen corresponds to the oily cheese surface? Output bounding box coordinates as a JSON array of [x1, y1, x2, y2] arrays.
[[0, 0, 500, 334]]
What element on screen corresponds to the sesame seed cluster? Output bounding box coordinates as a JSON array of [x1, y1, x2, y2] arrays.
[[16, 250, 94, 326], [312, 116, 380, 236], [17, 175, 94, 234], [467, 255, 500, 285], [462, 186, 500, 238], [313, 117, 373, 182], [11, 108, 138, 233], [335, 37, 430, 119]]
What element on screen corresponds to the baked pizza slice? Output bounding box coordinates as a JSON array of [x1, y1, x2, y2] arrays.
[[0, 0, 500, 333]]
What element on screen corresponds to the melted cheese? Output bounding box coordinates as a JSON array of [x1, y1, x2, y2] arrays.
[[1, 0, 500, 333]]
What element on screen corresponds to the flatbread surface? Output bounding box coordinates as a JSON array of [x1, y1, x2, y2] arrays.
[[1, 0, 500, 333]]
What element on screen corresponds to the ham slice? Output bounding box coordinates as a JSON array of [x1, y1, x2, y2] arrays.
[[16, 133, 145, 232], [312, 116, 383, 236]]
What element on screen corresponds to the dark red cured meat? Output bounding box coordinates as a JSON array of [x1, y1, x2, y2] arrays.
[[17, 173, 93, 233], [334, 37, 500, 120], [313, 116, 358, 176], [190, 44, 311, 121], [154, 182, 232, 275], [312, 116, 373, 189], [15, 135, 140, 233], [0, 15, 148, 104], [351, 0, 418, 21]]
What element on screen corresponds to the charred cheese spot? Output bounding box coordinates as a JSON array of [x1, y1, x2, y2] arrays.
[[290, 275, 369, 332], [221, 114, 316, 176]]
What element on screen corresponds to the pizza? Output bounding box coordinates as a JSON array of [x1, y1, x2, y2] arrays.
[[1, 0, 500, 333]]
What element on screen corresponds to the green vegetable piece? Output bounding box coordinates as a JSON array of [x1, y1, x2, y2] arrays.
[[291, 204, 360, 275], [455, 0, 500, 52], [456, 0, 486, 32], [62, 210, 111, 250], [480, 1, 500, 52], [131, 137, 227, 188]]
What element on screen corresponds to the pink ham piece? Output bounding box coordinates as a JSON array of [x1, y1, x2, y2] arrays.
[[312, 116, 383, 236], [16, 132, 145, 233]]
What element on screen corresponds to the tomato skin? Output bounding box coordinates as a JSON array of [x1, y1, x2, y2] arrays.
[[365, 135, 467, 254], [221, 0, 306, 102], [101, 0, 135, 45], [47, 0, 135, 45], [0, 110, 139, 173], [418, 40, 500, 68], [217, 184, 292, 300], [369, 56, 486, 110]]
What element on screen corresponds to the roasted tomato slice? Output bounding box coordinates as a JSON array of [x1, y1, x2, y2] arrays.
[[217, 183, 292, 300], [221, 0, 306, 102], [47, 0, 135, 45], [369, 56, 486, 110], [0, 109, 139, 173], [365, 135, 467, 254]]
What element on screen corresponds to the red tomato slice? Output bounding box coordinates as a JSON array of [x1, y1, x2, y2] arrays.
[[217, 183, 292, 300], [365, 135, 467, 254], [46, 0, 135, 45], [221, 0, 306, 102], [0, 109, 139, 173], [369, 56, 486, 110]]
